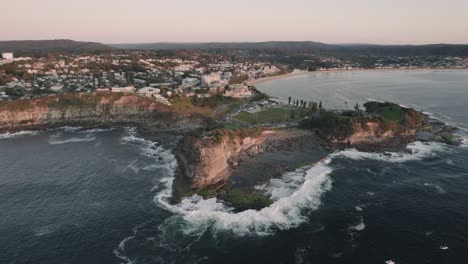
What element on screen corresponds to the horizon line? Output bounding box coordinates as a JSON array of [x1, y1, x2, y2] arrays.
[[1, 38, 467, 46]]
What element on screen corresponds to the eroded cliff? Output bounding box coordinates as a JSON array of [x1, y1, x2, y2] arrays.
[[301, 102, 425, 148], [0, 93, 208, 132], [175, 128, 265, 190]]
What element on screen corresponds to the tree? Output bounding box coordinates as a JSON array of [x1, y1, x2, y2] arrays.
[[311, 102, 318, 112], [319, 101, 323, 111], [354, 103, 360, 111]]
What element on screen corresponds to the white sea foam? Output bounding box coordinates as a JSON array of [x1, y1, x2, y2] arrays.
[[78, 128, 115, 134], [348, 216, 366, 232], [115, 131, 177, 263], [59, 126, 82, 132], [440, 245, 449, 250], [461, 134, 468, 148], [423, 183, 447, 194], [332, 141, 444, 163], [365, 98, 385, 103], [113, 224, 140, 264], [355, 206, 364, 212], [48, 135, 96, 145], [120, 128, 177, 175], [155, 158, 333, 236], [0, 130, 39, 139]]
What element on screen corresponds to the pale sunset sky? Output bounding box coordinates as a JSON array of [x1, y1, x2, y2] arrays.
[[1, 0, 467, 44]]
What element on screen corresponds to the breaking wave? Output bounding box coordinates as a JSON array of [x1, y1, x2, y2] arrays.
[[153, 141, 446, 237], [460, 133, 468, 148], [331, 141, 445, 163], [0, 130, 39, 139], [78, 128, 115, 134], [155, 158, 333, 236], [114, 128, 178, 264], [48, 134, 96, 145], [348, 216, 366, 232]]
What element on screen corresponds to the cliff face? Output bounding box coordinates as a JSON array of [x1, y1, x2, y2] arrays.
[[332, 117, 418, 145], [0, 93, 204, 131], [176, 129, 265, 190], [301, 102, 424, 147]]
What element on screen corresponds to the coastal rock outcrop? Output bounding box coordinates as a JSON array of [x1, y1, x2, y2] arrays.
[[0, 93, 207, 132], [301, 102, 426, 149], [175, 128, 265, 190]]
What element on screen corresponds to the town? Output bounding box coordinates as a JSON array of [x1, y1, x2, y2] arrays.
[[1, 49, 468, 104]]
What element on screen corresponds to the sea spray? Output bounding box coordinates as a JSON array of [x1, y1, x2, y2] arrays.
[[332, 141, 445, 163], [155, 158, 333, 236], [0, 130, 39, 139], [48, 134, 96, 145]]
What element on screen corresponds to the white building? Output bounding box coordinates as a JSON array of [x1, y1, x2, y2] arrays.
[[182, 77, 200, 87], [201, 73, 221, 87], [137, 87, 161, 97], [2, 53, 13, 60], [223, 84, 253, 98], [50, 85, 64, 92], [111, 86, 136, 93]]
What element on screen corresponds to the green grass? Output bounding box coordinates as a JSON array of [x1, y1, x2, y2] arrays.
[[440, 132, 455, 144], [224, 190, 272, 211], [375, 106, 405, 122], [233, 108, 306, 124]]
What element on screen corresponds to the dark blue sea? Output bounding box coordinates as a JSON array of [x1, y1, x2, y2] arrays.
[[1, 70, 468, 264]]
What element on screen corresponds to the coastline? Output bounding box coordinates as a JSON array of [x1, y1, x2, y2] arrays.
[[247, 67, 468, 86]]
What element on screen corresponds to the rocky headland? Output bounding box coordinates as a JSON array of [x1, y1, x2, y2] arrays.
[[0, 93, 212, 133], [172, 101, 461, 210], [0, 93, 461, 211]]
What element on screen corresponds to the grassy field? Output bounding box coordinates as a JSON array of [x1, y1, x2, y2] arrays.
[[375, 105, 406, 122], [233, 108, 306, 124]]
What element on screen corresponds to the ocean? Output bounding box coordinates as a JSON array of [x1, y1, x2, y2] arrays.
[[1, 70, 468, 264]]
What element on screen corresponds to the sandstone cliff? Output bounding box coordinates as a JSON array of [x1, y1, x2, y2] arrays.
[[0, 93, 208, 132], [301, 102, 424, 147], [176, 128, 265, 190]]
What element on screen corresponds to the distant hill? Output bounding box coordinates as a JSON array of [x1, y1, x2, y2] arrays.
[[0, 39, 113, 55], [111, 41, 468, 57], [111, 41, 333, 51]]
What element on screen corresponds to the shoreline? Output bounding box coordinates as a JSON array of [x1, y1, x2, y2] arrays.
[[247, 67, 468, 86]]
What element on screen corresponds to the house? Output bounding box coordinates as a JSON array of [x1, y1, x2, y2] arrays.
[[137, 87, 161, 97], [50, 85, 64, 92], [182, 77, 200, 87], [223, 84, 253, 98], [1, 52, 13, 60], [96, 88, 110, 92], [201, 73, 221, 87], [111, 86, 135, 93]]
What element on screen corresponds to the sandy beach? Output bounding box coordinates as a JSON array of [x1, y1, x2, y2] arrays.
[[247, 68, 467, 86]]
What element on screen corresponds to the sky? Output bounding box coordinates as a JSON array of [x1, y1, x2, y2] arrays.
[[1, 0, 468, 45]]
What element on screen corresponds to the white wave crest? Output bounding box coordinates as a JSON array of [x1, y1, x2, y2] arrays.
[[59, 126, 82, 132], [49, 135, 96, 145], [78, 128, 115, 134], [332, 141, 444, 163], [0, 130, 39, 139], [365, 98, 385, 103], [156, 158, 333, 236], [423, 183, 447, 194], [461, 134, 468, 148], [348, 216, 366, 232]]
